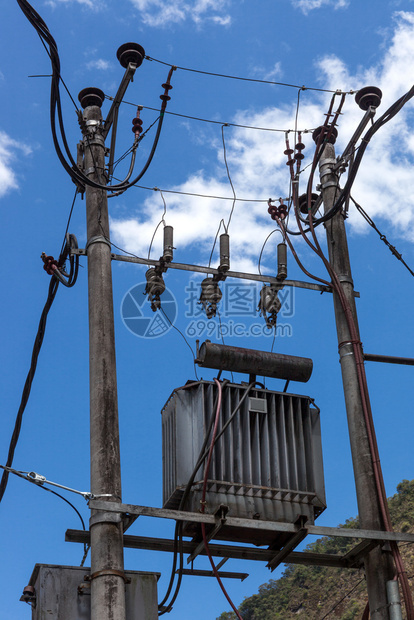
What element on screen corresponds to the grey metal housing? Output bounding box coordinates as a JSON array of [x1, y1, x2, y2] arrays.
[[162, 381, 326, 546]]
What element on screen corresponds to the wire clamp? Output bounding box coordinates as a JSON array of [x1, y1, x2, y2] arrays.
[[337, 274, 354, 287], [320, 180, 340, 190], [85, 570, 131, 584], [85, 236, 111, 252]]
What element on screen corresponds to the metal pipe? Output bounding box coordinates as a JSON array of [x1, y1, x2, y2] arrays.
[[364, 353, 414, 366], [196, 341, 313, 382], [387, 580, 403, 620]]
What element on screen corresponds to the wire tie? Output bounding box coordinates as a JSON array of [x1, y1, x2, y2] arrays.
[[85, 236, 111, 252]]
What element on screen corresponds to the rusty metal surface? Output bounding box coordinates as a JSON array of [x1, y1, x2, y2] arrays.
[[196, 342, 313, 382]]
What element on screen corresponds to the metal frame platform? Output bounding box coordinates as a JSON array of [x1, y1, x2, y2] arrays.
[[66, 500, 414, 576]]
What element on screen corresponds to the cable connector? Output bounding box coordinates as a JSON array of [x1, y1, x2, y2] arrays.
[[41, 252, 59, 276]]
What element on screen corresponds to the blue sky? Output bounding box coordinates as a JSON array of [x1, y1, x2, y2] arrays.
[[1, 0, 414, 618]]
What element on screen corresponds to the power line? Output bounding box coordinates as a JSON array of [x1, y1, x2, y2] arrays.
[[131, 183, 271, 203], [145, 55, 357, 94], [107, 95, 316, 134], [320, 577, 365, 620], [350, 195, 414, 278]]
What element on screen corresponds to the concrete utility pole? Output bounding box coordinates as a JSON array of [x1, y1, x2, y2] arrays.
[[81, 92, 126, 620], [319, 141, 394, 619]]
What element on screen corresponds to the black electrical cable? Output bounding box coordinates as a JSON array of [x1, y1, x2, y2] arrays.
[[304, 85, 414, 232], [16, 0, 172, 194], [56, 233, 79, 288], [158, 382, 227, 615], [0, 276, 59, 504]]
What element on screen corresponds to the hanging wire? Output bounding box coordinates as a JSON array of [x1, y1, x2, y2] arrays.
[[148, 189, 168, 260], [257, 229, 284, 276], [160, 308, 199, 380]]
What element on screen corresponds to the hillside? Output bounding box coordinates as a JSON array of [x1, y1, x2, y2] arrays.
[[217, 480, 414, 620]]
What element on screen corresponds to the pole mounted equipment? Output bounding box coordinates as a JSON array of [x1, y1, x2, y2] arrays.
[[355, 86, 382, 111], [195, 341, 313, 382], [116, 42, 146, 68], [78, 88, 105, 109], [312, 125, 338, 145]]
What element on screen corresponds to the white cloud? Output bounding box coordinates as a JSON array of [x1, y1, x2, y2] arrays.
[[45, 0, 104, 9], [291, 0, 349, 14], [0, 132, 32, 199], [86, 59, 112, 70], [110, 11, 414, 273], [128, 0, 231, 27]]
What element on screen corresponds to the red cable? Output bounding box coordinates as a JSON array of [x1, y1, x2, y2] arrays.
[[200, 378, 244, 620]]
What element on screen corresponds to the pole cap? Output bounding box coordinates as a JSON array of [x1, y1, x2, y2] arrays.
[[78, 87, 105, 109], [116, 43, 146, 68]]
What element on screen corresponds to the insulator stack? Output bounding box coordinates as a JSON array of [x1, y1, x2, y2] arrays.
[[312, 125, 338, 145], [199, 277, 222, 319], [258, 284, 282, 329], [145, 268, 166, 311], [163, 226, 174, 263], [277, 243, 287, 281], [295, 134, 305, 162], [160, 82, 173, 103], [219, 233, 230, 272], [132, 109, 143, 136], [298, 192, 319, 215], [268, 201, 287, 221]]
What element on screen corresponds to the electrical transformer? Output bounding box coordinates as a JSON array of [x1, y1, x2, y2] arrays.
[[21, 565, 159, 619], [162, 380, 326, 546]]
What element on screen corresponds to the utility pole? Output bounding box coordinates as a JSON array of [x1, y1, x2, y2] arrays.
[[319, 140, 394, 619], [80, 90, 126, 620]]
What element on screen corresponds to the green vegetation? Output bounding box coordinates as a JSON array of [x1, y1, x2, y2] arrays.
[[217, 480, 414, 620]]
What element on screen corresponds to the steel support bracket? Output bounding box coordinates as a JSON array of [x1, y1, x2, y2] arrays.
[[89, 511, 123, 527], [85, 569, 131, 584], [187, 506, 227, 564], [177, 568, 249, 581]]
